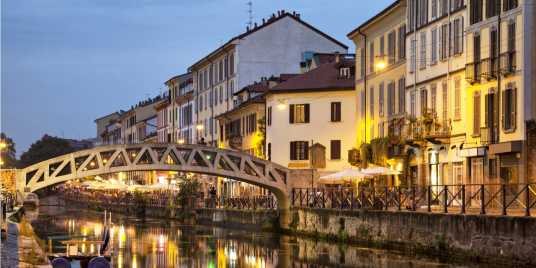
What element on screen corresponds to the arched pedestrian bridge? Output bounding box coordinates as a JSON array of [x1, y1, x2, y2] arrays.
[[17, 144, 291, 210]]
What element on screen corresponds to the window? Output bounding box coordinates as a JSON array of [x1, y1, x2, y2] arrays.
[[289, 104, 310, 124], [490, 28, 498, 76], [379, 122, 385, 137], [508, 21, 516, 52], [388, 31, 396, 64], [218, 60, 224, 81], [420, 32, 427, 69], [442, 80, 448, 121], [369, 42, 375, 73], [451, 0, 464, 11], [431, 83, 437, 113], [432, 0, 438, 19], [219, 86, 223, 103], [440, 0, 448, 16], [290, 141, 309, 160], [418, 0, 429, 27], [379, 83, 385, 117], [387, 82, 395, 116], [454, 78, 461, 120], [503, 0, 518, 11], [398, 25, 406, 60], [473, 33, 481, 64], [453, 17, 464, 55], [486, 0, 500, 18], [224, 56, 229, 79], [398, 78, 406, 114], [473, 91, 481, 135], [370, 86, 375, 118], [246, 113, 257, 134], [502, 85, 516, 131], [229, 53, 235, 75], [431, 28, 438, 64], [330, 140, 341, 160], [439, 24, 448, 60], [267, 106, 272, 126], [331, 102, 341, 122], [380, 36, 385, 57], [410, 39, 416, 73], [408, 0, 416, 31], [470, 0, 483, 24], [420, 88, 428, 115]]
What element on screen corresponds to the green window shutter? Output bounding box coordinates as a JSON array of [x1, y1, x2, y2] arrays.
[[304, 104, 310, 123]]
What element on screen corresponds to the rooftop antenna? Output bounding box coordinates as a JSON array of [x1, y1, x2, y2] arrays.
[[247, 1, 253, 29]]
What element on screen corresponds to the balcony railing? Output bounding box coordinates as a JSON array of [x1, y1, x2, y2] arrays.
[[481, 57, 499, 80], [500, 51, 517, 76], [403, 114, 450, 142], [480, 126, 499, 145], [465, 61, 482, 84]]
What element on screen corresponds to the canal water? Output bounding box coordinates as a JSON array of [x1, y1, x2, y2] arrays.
[[31, 206, 478, 268]]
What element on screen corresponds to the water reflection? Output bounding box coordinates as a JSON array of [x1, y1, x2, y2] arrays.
[[32, 208, 477, 268]]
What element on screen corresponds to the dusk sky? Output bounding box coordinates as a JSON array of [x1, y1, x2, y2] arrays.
[[1, 0, 392, 154]]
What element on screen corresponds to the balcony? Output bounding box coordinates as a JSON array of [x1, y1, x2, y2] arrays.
[[403, 112, 451, 144], [481, 57, 499, 80], [500, 51, 517, 76], [480, 126, 499, 145], [465, 61, 482, 84]]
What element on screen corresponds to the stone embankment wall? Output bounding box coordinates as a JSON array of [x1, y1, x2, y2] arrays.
[[290, 208, 536, 266]]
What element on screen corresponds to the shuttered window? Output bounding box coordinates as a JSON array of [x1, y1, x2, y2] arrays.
[[398, 25, 406, 60], [470, 0, 483, 24], [486, 0, 500, 18], [267, 106, 272, 126], [454, 78, 461, 120], [290, 141, 309, 160], [420, 88, 428, 115], [370, 86, 375, 118], [388, 31, 396, 64], [502, 85, 517, 131], [379, 83, 385, 117], [331, 102, 341, 122], [442, 80, 448, 121], [503, 0, 518, 11], [387, 82, 395, 116], [398, 78, 405, 114], [289, 104, 310, 124], [473, 92, 481, 135], [330, 140, 341, 160]]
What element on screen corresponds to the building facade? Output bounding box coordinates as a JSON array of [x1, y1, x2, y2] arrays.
[[349, 0, 536, 187], [189, 10, 348, 147], [265, 55, 356, 177], [158, 73, 195, 144]]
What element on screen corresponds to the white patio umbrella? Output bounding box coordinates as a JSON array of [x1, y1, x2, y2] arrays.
[[361, 166, 401, 176], [318, 168, 372, 185]]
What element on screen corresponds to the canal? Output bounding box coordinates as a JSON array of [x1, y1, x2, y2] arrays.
[[31, 205, 480, 268]]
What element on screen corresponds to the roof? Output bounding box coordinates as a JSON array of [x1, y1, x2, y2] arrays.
[[347, 0, 401, 38], [268, 60, 355, 94], [188, 11, 348, 70], [164, 72, 192, 86], [94, 112, 120, 123], [216, 94, 265, 120]]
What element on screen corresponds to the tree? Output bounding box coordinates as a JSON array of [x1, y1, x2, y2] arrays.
[[0, 133, 18, 168], [19, 134, 75, 168]]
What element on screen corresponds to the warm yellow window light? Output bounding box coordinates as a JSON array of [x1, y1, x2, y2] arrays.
[[0, 142, 6, 149], [177, 139, 185, 144], [196, 124, 204, 130]]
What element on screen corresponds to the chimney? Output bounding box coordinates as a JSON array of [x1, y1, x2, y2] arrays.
[[262, 18, 265, 24], [254, 22, 258, 28], [246, 26, 250, 31]]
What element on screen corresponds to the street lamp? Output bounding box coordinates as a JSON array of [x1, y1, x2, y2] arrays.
[[196, 124, 204, 130], [375, 60, 387, 71], [177, 139, 185, 145]]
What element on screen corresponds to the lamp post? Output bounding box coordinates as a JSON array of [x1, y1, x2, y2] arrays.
[[0, 141, 7, 241]]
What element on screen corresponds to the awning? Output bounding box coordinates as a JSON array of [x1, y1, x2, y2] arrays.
[[318, 168, 372, 185]]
